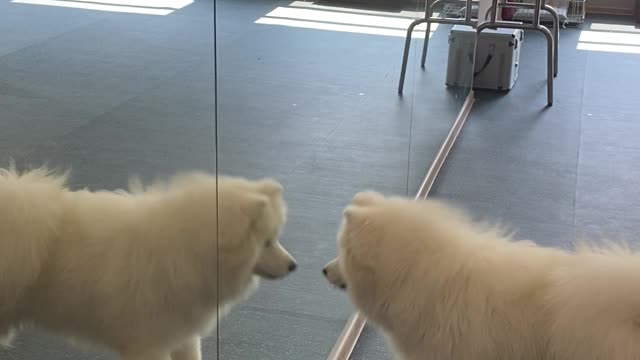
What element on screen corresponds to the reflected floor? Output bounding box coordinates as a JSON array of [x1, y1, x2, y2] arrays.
[[0, 0, 462, 359], [216, 0, 464, 359]]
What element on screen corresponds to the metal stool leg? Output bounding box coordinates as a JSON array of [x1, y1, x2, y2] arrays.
[[420, 0, 434, 68], [543, 4, 559, 77], [399, 18, 428, 94], [420, 21, 432, 68], [538, 25, 554, 106]]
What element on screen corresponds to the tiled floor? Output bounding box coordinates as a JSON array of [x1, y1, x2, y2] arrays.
[[0, 0, 466, 359], [1, 0, 638, 357]]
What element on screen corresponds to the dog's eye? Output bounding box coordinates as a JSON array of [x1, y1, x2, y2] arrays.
[[265, 239, 272, 248]]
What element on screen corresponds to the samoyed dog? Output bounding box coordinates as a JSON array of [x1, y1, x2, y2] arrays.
[[324, 191, 640, 360], [0, 166, 296, 360]]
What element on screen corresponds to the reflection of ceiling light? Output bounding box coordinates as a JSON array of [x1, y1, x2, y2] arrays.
[[590, 23, 640, 33], [577, 26, 640, 55], [72, 0, 193, 8], [577, 42, 640, 55], [256, 17, 432, 39], [256, 2, 437, 38], [11, 0, 194, 15], [289, 0, 422, 18], [264, 6, 421, 30], [579, 30, 640, 46]]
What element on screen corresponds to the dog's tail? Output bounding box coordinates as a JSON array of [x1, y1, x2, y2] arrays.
[[546, 242, 640, 360], [0, 166, 68, 314]]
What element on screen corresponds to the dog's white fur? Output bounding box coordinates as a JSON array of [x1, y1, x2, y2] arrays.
[[324, 191, 640, 360], [0, 167, 296, 360]]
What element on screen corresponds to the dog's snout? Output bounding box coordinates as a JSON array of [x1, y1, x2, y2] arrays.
[[322, 267, 328, 276], [288, 262, 297, 272]]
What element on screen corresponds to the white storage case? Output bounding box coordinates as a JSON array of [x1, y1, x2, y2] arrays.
[[446, 25, 524, 91]]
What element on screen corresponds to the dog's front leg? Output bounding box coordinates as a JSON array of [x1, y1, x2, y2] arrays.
[[122, 350, 172, 360], [171, 336, 201, 360], [0, 326, 16, 347]]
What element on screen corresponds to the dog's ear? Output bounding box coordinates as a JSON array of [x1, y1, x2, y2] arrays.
[[257, 178, 283, 197], [351, 191, 383, 206], [342, 205, 378, 247], [240, 193, 270, 220], [343, 205, 369, 227]]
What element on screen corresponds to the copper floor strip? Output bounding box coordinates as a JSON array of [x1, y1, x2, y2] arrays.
[[326, 90, 475, 360]]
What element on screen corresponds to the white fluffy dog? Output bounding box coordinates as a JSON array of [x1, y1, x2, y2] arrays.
[[324, 191, 640, 360], [0, 167, 296, 360]]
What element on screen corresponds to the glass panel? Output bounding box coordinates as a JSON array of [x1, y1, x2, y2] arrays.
[[215, 0, 475, 359], [407, 0, 476, 195], [0, 0, 218, 359]]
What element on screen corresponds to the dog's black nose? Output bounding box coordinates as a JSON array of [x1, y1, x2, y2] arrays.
[[288, 262, 297, 272], [322, 268, 328, 276]]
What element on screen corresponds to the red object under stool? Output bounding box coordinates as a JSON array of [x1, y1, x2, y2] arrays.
[[502, 7, 516, 20]]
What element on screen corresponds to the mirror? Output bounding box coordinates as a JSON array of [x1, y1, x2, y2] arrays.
[[0, 0, 218, 359], [215, 0, 475, 359], [0, 0, 476, 357]]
